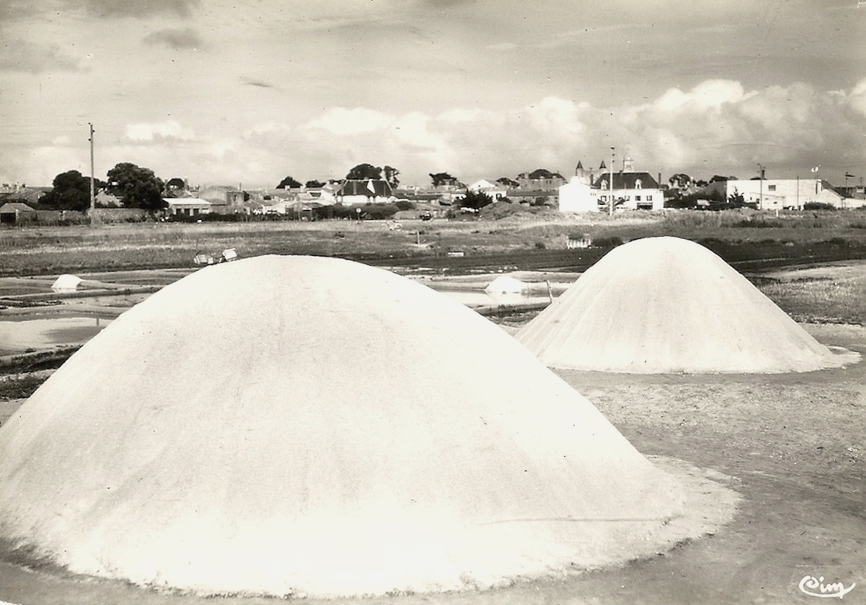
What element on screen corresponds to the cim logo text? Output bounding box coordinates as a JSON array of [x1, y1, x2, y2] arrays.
[[799, 575, 856, 599]]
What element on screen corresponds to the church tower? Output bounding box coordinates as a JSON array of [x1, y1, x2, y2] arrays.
[[623, 153, 635, 173], [575, 161, 590, 185]]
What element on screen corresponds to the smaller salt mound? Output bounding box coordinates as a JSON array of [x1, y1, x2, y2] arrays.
[[51, 274, 82, 292], [516, 237, 855, 374], [485, 275, 528, 294]]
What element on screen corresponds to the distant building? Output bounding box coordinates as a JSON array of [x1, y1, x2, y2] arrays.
[[725, 179, 856, 210], [558, 178, 599, 213], [0, 186, 49, 207], [199, 186, 247, 214], [593, 155, 664, 211], [94, 190, 122, 207], [0, 202, 37, 225], [516, 169, 566, 192], [467, 179, 508, 200], [165, 198, 211, 218], [560, 155, 664, 212], [337, 180, 393, 205]]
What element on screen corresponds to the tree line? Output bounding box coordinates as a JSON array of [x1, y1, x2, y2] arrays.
[[39, 163, 166, 213]]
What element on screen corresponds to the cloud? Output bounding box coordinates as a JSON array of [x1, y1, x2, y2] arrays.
[[0, 3, 41, 22], [275, 77, 866, 185], [142, 27, 203, 50], [60, 0, 201, 18], [307, 107, 396, 137], [241, 77, 277, 89], [10, 77, 866, 190], [846, 77, 866, 117], [126, 120, 195, 142], [0, 40, 82, 73]]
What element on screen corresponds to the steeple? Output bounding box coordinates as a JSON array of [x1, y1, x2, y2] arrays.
[[575, 160, 590, 184], [623, 153, 634, 172]]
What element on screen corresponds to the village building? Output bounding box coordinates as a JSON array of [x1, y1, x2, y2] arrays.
[[559, 156, 665, 213], [198, 185, 248, 215], [725, 179, 856, 210], [336, 179, 393, 204], [165, 198, 211, 218], [94, 190, 122, 207], [0, 202, 37, 225], [467, 179, 508, 200], [516, 169, 566, 191]]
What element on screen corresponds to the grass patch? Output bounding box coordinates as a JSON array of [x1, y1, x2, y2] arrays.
[[751, 270, 866, 325]]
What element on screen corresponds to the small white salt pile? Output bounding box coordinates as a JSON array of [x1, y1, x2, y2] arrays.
[[0, 255, 685, 598], [50, 274, 82, 292], [484, 274, 528, 294], [517, 236, 857, 373]]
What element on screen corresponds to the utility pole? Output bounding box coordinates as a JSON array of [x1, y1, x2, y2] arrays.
[[89, 123, 95, 225], [609, 147, 615, 216], [796, 174, 800, 210], [757, 163, 764, 210], [844, 172, 856, 210]]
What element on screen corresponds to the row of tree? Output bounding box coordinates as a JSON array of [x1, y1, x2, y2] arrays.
[[39, 163, 166, 212], [277, 163, 401, 190]]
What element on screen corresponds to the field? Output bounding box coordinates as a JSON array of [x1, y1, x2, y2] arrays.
[[0, 210, 865, 605], [2, 208, 866, 277]]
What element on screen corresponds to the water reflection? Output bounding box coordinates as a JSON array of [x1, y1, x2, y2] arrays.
[[435, 290, 554, 308], [0, 316, 112, 355]]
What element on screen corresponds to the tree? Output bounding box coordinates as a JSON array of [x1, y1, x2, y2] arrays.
[[496, 177, 519, 187], [429, 172, 458, 188], [346, 163, 382, 180], [39, 170, 94, 211], [383, 165, 400, 188], [304, 179, 325, 188], [106, 162, 165, 212], [277, 175, 302, 189], [727, 189, 746, 207], [164, 177, 187, 197], [668, 173, 692, 189], [458, 190, 493, 211]]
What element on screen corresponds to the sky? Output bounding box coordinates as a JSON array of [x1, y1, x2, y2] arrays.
[[1, 0, 865, 189]]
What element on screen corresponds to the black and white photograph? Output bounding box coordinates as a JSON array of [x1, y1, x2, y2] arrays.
[[0, 1, 865, 604]]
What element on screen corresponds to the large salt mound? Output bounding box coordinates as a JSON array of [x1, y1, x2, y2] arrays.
[[517, 236, 854, 374], [0, 255, 684, 598]]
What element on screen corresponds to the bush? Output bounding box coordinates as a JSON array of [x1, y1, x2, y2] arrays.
[[457, 190, 493, 211], [592, 236, 624, 248], [730, 217, 785, 228], [803, 202, 836, 211], [394, 200, 415, 211]]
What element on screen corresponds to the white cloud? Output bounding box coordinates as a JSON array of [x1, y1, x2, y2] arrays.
[[847, 77, 866, 117], [306, 108, 394, 136], [9, 77, 866, 189], [125, 120, 195, 142]]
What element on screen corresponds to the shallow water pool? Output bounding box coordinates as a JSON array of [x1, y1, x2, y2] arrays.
[[0, 316, 112, 355]]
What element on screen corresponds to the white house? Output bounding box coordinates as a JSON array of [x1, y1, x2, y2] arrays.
[[560, 156, 664, 212], [337, 180, 393, 205], [725, 179, 855, 210], [558, 178, 599, 213], [165, 198, 211, 217], [468, 179, 508, 200], [594, 155, 665, 211]]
